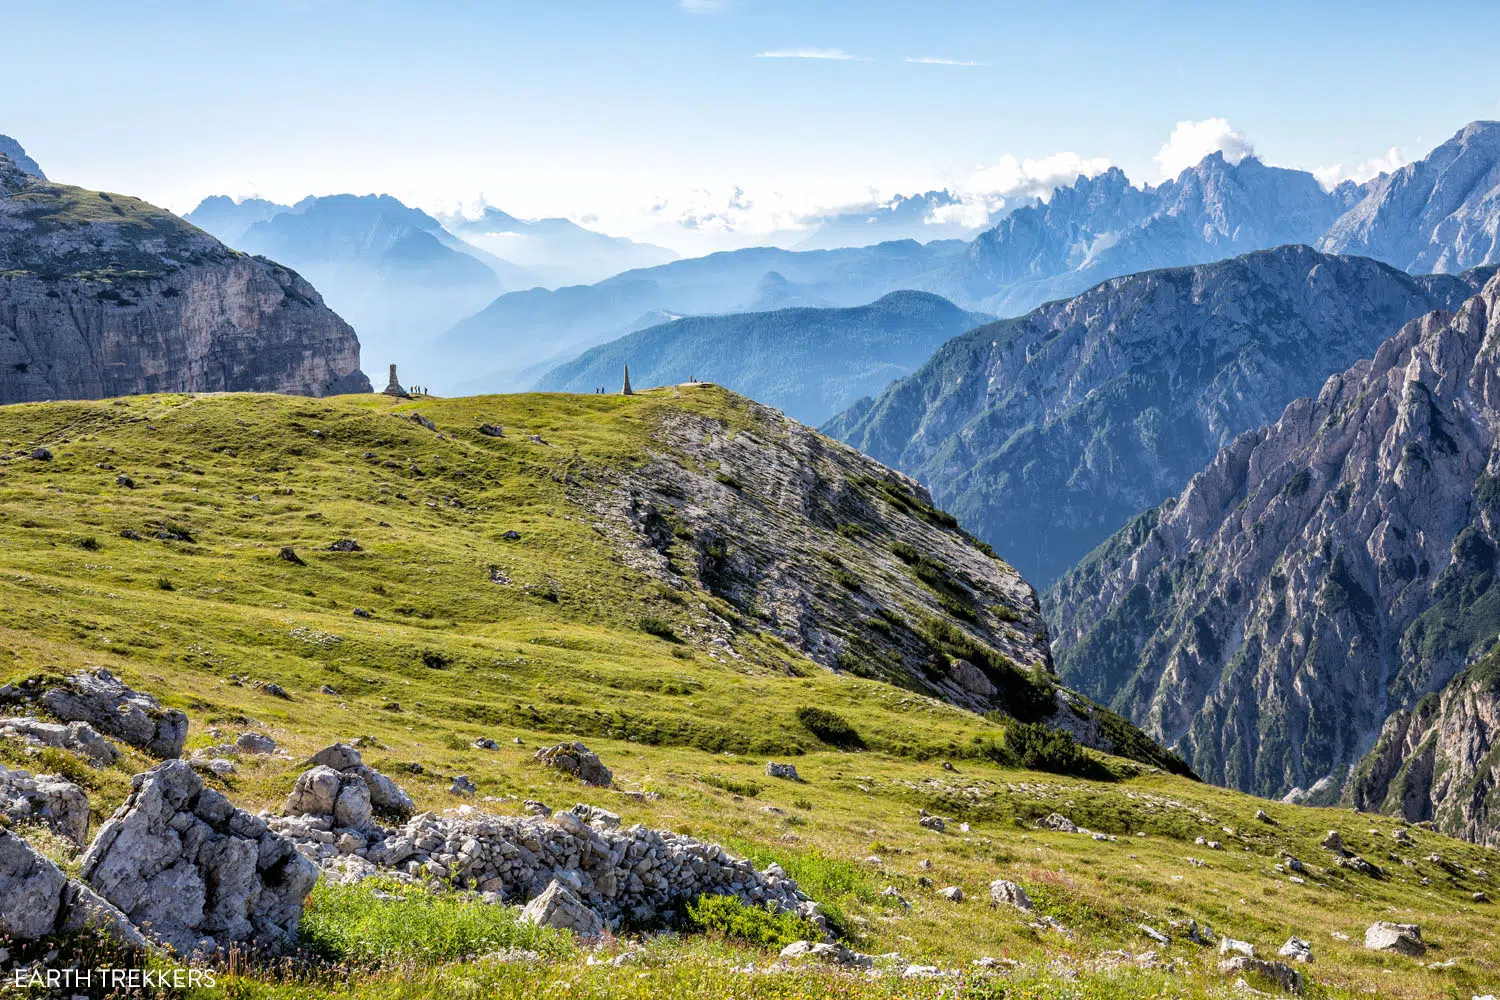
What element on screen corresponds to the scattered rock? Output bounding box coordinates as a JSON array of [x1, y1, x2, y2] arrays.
[[1138, 924, 1170, 946], [534, 742, 612, 786], [235, 732, 277, 755], [1042, 813, 1077, 833], [278, 546, 305, 566], [261, 683, 291, 700], [1255, 809, 1275, 824], [989, 879, 1033, 911], [30, 447, 52, 461], [473, 738, 500, 750], [115, 473, 135, 489], [1321, 830, 1345, 854], [519, 879, 603, 940], [880, 886, 910, 909], [478, 424, 504, 437], [451, 775, 477, 796], [410, 413, 437, 432], [937, 885, 964, 902], [765, 762, 799, 780], [80, 761, 319, 955], [919, 815, 946, 833], [1219, 936, 1255, 957], [1364, 921, 1425, 956], [328, 539, 362, 552], [1279, 937, 1313, 963], [1218, 956, 1304, 995], [36, 669, 187, 758]]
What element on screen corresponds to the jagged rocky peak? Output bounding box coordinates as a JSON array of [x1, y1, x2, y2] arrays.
[[1320, 120, 1500, 274], [1048, 271, 1500, 824], [828, 245, 1492, 587], [0, 158, 371, 402], [0, 136, 45, 180]]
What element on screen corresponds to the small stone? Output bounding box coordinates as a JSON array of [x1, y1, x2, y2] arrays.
[[937, 885, 963, 902], [1364, 921, 1424, 956], [1321, 830, 1345, 853], [765, 761, 800, 780], [278, 546, 305, 566], [1042, 813, 1077, 833], [115, 474, 135, 489], [451, 775, 477, 796], [30, 447, 52, 461], [1278, 937, 1313, 963], [989, 879, 1033, 911], [328, 539, 362, 552], [1139, 924, 1170, 946]]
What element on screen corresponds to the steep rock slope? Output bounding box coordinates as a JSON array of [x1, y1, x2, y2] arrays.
[[826, 247, 1490, 585], [956, 154, 1358, 316], [537, 291, 991, 425], [1320, 121, 1500, 274], [1047, 273, 1500, 808], [0, 136, 44, 179], [1346, 654, 1500, 846], [0, 155, 369, 403]]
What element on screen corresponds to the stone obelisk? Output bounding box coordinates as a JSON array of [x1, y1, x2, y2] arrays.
[[622, 363, 634, 395], [383, 364, 410, 398]]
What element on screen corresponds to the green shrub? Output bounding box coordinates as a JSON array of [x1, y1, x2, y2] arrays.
[[835, 522, 866, 539], [795, 707, 865, 749], [833, 567, 862, 591], [699, 773, 761, 797], [72, 536, 100, 551], [982, 721, 1103, 778], [299, 878, 573, 964], [684, 894, 821, 950], [889, 541, 921, 564], [639, 616, 680, 642]]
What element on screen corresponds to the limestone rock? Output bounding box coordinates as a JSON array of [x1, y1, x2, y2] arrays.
[[765, 762, 800, 780], [0, 828, 147, 951], [1218, 955, 1304, 995], [1364, 921, 1425, 956], [37, 669, 187, 758], [1278, 936, 1313, 963], [1042, 813, 1077, 833], [520, 878, 605, 940], [989, 879, 1033, 911], [305, 743, 414, 819], [535, 742, 612, 786], [0, 763, 90, 844], [0, 157, 370, 404], [80, 761, 319, 955], [0, 716, 119, 765]]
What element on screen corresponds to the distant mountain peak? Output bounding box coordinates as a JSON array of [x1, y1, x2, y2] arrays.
[[0, 136, 44, 180]]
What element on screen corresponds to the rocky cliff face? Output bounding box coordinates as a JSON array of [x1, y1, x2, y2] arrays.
[[826, 246, 1491, 585], [0, 153, 370, 403], [1320, 121, 1500, 274], [0, 136, 44, 179], [1345, 657, 1500, 846], [1047, 273, 1500, 809]]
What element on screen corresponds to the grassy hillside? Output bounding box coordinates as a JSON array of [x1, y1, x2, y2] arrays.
[[0, 388, 1497, 998]]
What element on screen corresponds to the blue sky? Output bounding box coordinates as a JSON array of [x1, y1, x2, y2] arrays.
[[4, 0, 1498, 252]]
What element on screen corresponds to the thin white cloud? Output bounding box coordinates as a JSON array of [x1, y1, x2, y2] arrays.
[[1154, 118, 1255, 180], [905, 56, 988, 67], [1312, 147, 1406, 191], [754, 47, 863, 61]]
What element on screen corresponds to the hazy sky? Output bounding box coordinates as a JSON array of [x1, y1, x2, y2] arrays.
[[6, 0, 1499, 253]]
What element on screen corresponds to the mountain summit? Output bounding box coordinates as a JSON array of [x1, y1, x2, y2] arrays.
[[1319, 120, 1500, 274]]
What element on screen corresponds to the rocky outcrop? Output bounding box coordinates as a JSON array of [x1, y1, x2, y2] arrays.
[[0, 136, 44, 179], [0, 828, 147, 951], [0, 152, 371, 404], [302, 742, 415, 819], [1320, 121, 1500, 274], [1048, 273, 1500, 814], [8, 669, 189, 758], [580, 388, 1061, 724], [521, 878, 606, 939], [1346, 659, 1500, 846], [829, 246, 1491, 586], [534, 742, 612, 787], [80, 761, 319, 955], [269, 778, 810, 930], [0, 763, 90, 844], [0, 715, 119, 765]]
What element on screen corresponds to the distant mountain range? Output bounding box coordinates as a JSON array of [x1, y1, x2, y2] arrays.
[[439, 238, 969, 393], [1046, 272, 1500, 830], [185, 194, 523, 374], [442, 207, 677, 288], [0, 145, 368, 403], [824, 246, 1494, 586], [537, 291, 990, 425]]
